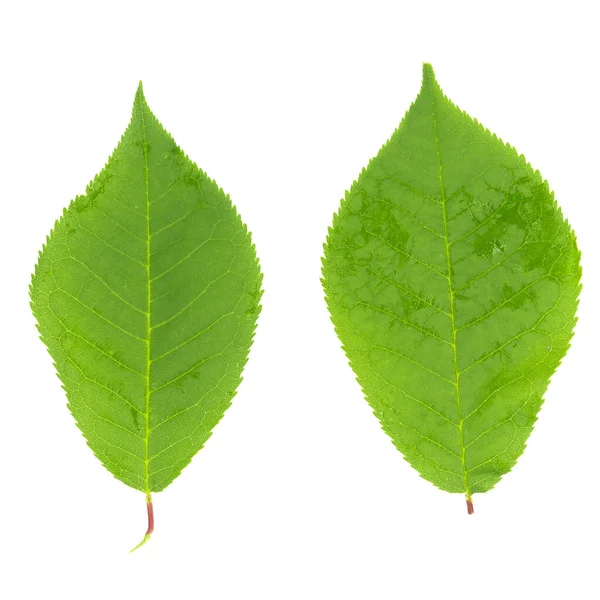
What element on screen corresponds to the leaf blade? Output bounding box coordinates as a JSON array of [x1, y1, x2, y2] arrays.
[[31, 84, 262, 501], [322, 64, 581, 503]]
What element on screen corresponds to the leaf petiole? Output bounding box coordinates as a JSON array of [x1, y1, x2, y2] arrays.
[[466, 495, 474, 515], [130, 493, 154, 552]]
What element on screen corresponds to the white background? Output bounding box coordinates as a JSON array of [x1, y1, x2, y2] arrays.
[[1, 1, 598, 598]]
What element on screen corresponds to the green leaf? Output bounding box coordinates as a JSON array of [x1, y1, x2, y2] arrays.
[[30, 83, 262, 547], [321, 64, 581, 511]]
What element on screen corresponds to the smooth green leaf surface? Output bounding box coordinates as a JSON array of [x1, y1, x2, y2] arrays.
[[31, 85, 262, 534], [322, 64, 581, 508]]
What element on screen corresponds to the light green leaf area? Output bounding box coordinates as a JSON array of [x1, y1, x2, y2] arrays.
[[31, 85, 262, 496], [322, 64, 581, 505]]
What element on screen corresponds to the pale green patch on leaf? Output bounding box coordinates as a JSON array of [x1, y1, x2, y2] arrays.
[[322, 64, 581, 511], [30, 84, 262, 546]]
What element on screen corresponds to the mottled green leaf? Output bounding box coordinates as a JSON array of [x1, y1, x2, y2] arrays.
[[30, 84, 262, 547], [322, 64, 581, 511]]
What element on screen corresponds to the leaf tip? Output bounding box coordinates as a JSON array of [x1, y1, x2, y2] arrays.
[[135, 80, 146, 104], [421, 63, 439, 89]]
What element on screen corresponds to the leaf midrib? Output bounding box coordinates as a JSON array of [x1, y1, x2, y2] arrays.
[[430, 92, 471, 499], [140, 98, 152, 500]]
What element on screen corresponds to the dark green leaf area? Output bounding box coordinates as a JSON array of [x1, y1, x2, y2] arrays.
[[323, 65, 580, 497]]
